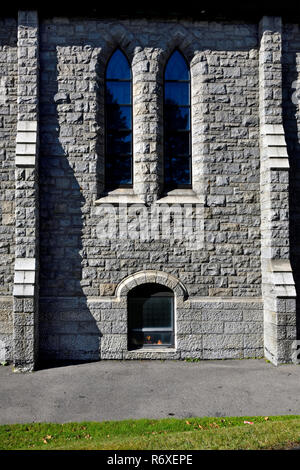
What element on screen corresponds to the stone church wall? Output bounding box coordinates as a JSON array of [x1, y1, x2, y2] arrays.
[[38, 18, 263, 361], [0, 18, 17, 362], [0, 11, 298, 368]]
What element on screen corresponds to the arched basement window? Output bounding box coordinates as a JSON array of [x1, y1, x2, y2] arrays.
[[164, 50, 191, 189], [105, 48, 133, 189], [128, 283, 174, 349]]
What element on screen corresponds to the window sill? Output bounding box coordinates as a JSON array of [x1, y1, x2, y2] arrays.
[[124, 348, 180, 360], [155, 189, 204, 204], [129, 348, 176, 352], [95, 188, 144, 205]]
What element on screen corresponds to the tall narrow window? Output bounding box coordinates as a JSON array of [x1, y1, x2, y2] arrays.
[[164, 50, 191, 189], [105, 49, 132, 189]]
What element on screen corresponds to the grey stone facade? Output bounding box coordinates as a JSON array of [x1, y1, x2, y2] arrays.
[[0, 9, 299, 369]]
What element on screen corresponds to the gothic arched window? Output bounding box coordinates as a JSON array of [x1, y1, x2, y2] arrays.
[[164, 50, 191, 189], [105, 49, 133, 189]]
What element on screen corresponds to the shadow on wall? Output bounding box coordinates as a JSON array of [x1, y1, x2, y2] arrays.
[[38, 47, 101, 367], [36, 19, 261, 366], [282, 49, 300, 341], [0, 18, 17, 363]]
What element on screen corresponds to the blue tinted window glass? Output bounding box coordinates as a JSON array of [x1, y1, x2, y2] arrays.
[[107, 106, 132, 130], [165, 50, 189, 81], [106, 81, 131, 104], [106, 49, 131, 79], [107, 131, 132, 155], [106, 154, 132, 185], [105, 48, 132, 188], [164, 50, 191, 188], [165, 106, 190, 131], [165, 133, 190, 156], [165, 82, 189, 106], [167, 156, 191, 186]]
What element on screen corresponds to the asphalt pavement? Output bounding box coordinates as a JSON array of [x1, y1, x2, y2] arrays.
[[0, 359, 299, 424]]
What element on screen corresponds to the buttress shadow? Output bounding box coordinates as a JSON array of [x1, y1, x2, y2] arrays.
[[38, 46, 101, 368]]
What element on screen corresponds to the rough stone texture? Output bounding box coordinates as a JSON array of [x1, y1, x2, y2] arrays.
[[36, 18, 264, 363], [39, 295, 263, 361], [259, 17, 297, 365], [0, 18, 17, 362], [0, 12, 299, 366], [12, 11, 39, 371]]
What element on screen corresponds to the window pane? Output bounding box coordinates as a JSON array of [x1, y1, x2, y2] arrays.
[[165, 106, 190, 131], [165, 132, 190, 156], [165, 50, 189, 81], [166, 156, 191, 186], [107, 131, 132, 155], [106, 81, 131, 105], [106, 154, 132, 186], [106, 106, 132, 130], [106, 49, 131, 80], [105, 49, 132, 189], [165, 82, 189, 106], [129, 331, 173, 348], [129, 297, 173, 329]]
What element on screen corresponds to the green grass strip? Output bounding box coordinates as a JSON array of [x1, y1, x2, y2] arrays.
[[0, 416, 299, 450]]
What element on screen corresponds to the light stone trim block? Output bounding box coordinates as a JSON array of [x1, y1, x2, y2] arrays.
[[17, 121, 37, 132], [14, 271, 36, 285], [13, 10, 40, 372], [13, 285, 35, 297], [15, 120, 38, 167], [15, 258, 36, 271], [259, 16, 297, 365], [270, 259, 293, 272], [95, 188, 144, 205], [261, 123, 290, 167], [155, 189, 205, 204], [14, 257, 37, 297], [16, 132, 37, 143]]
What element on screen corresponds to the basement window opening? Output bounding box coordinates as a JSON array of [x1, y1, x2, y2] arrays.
[[128, 283, 174, 350]]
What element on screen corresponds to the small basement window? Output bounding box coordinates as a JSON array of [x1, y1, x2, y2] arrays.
[[128, 283, 174, 349]]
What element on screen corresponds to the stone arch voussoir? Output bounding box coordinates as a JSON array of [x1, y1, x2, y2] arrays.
[[99, 23, 141, 67], [116, 270, 188, 301], [158, 25, 198, 75]]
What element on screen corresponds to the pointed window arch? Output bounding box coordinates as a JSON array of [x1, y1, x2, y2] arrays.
[[164, 50, 191, 189], [105, 48, 133, 189]]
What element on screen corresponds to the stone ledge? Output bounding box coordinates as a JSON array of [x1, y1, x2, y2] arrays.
[[156, 189, 204, 204], [190, 296, 262, 303], [261, 123, 290, 170], [268, 259, 292, 272], [265, 158, 289, 170], [95, 188, 144, 205], [123, 349, 180, 360]]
